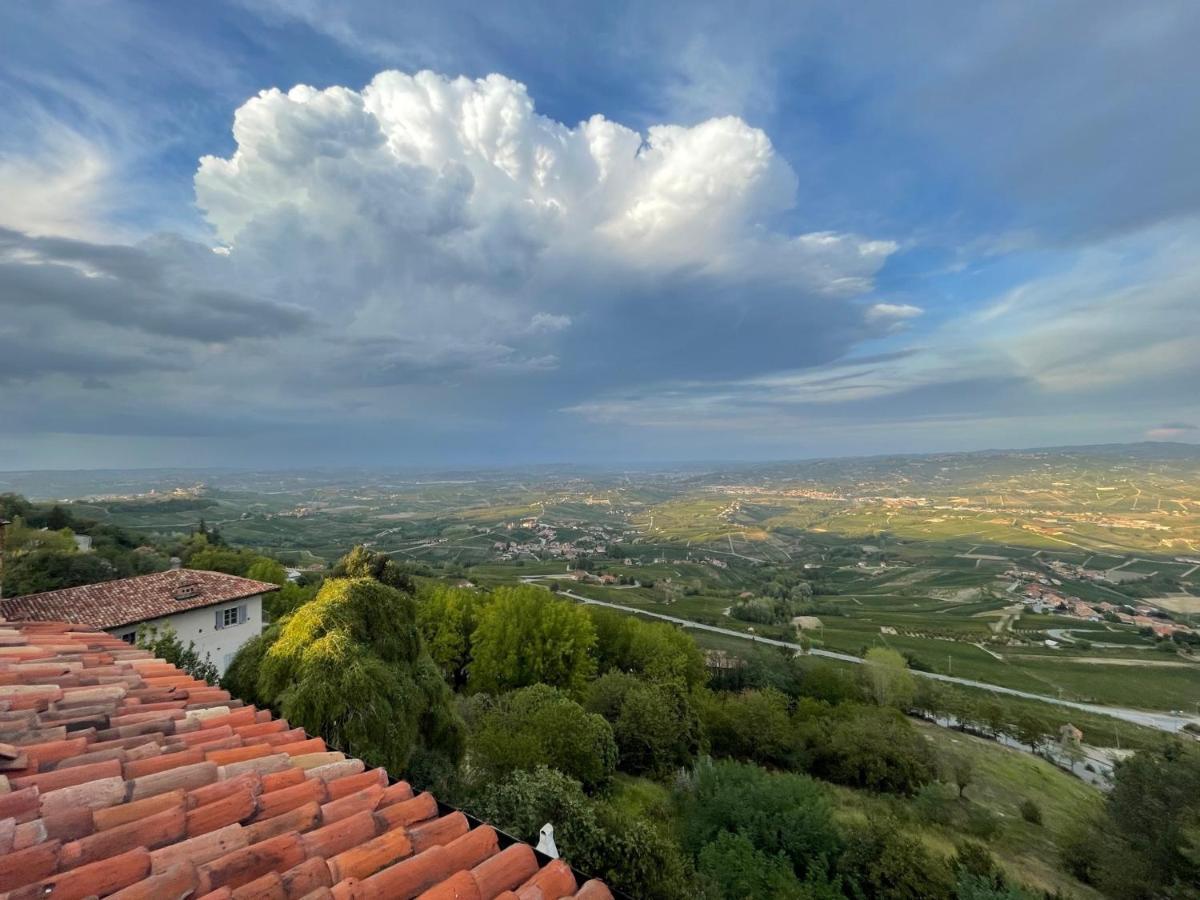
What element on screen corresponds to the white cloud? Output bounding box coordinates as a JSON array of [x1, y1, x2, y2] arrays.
[[0, 126, 116, 241], [195, 71, 893, 345], [866, 302, 923, 322]]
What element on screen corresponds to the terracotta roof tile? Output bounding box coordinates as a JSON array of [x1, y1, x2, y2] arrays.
[[0, 621, 611, 898], [1, 570, 280, 630]]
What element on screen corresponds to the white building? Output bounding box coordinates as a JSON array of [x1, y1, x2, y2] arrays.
[[0, 569, 279, 676]]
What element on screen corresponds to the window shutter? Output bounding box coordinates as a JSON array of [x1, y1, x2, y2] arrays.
[[238, 604, 248, 624], [214, 609, 223, 630]]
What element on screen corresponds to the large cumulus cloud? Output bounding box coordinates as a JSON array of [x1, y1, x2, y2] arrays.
[[4, 70, 902, 464], [193, 71, 896, 389]]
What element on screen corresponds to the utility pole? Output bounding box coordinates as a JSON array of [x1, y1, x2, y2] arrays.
[[0, 518, 9, 605]]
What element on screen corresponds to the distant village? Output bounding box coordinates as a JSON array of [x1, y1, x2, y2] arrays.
[[1004, 561, 1193, 639]]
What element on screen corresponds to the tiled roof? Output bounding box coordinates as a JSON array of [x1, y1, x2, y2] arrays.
[[0, 621, 612, 900], [0, 570, 281, 630]]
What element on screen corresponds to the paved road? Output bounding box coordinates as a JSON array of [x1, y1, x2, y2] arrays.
[[559, 591, 1200, 735]]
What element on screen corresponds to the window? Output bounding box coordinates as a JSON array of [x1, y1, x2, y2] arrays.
[[215, 604, 248, 630], [120, 631, 136, 645], [222, 607, 239, 628]]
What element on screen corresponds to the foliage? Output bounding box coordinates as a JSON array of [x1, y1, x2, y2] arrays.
[[861, 647, 916, 709], [220, 623, 279, 704], [469, 766, 694, 900], [589, 608, 707, 690], [186, 546, 265, 576], [136, 623, 218, 685], [468, 586, 596, 695], [246, 557, 288, 586], [677, 759, 842, 883], [468, 684, 617, 791], [837, 816, 955, 900], [263, 581, 319, 620], [696, 832, 842, 900], [811, 704, 936, 795], [585, 672, 701, 777], [2, 548, 116, 595], [1062, 742, 1200, 899], [253, 577, 465, 774], [415, 584, 486, 688], [699, 687, 798, 769], [1018, 798, 1042, 826], [330, 545, 415, 592]]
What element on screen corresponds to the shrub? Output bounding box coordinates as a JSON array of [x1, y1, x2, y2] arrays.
[[469, 685, 617, 792], [1018, 798, 1043, 825]]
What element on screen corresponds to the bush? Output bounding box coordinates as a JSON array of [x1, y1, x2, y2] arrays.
[[837, 816, 955, 900], [585, 673, 700, 777], [1018, 798, 1043, 825], [677, 759, 841, 882], [469, 685, 617, 792], [469, 766, 693, 900], [964, 804, 1002, 840]]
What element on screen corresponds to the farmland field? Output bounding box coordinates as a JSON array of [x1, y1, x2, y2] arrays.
[[8, 443, 1200, 713]]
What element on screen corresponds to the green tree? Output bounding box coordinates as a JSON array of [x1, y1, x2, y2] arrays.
[[469, 766, 693, 900], [136, 623, 218, 685], [696, 832, 814, 899], [1084, 743, 1200, 898], [469, 586, 596, 695], [585, 672, 701, 777], [698, 687, 797, 769], [245, 557, 288, 586], [837, 816, 954, 900], [815, 705, 935, 795], [3, 549, 116, 595], [415, 584, 486, 688], [589, 608, 707, 690], [678, 759, 841, 883], [254, 577, 465, 774], [330, 545, 414, 592], [861, 647, 916, 709], [468, 684, 617, 792]]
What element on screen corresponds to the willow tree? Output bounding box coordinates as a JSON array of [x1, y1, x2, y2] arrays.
[[253, 577, 465, 775]]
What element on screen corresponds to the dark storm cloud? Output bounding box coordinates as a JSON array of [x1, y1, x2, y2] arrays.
[[0, 228, 311, 345]]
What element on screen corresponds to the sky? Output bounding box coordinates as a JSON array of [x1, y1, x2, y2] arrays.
[[1, 0, 1198, 470]]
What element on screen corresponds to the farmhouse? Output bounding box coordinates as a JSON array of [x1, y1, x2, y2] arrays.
[[0, 569, 278, 676]]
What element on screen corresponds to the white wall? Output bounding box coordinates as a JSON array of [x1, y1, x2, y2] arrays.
[[108, 594, 264, 677]]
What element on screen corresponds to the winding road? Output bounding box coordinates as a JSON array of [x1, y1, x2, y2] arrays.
[[556, 590, 1200, 735]]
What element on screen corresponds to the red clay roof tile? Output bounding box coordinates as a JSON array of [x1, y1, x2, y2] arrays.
[[0, 621, 610, 899]]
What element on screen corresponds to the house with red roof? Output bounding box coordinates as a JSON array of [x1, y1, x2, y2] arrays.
[[0, 570, 280, 677]]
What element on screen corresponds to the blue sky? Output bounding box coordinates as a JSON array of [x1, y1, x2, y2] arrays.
[[1, 0, 1198, 469]]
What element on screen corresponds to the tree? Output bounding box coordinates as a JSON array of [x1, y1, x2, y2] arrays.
[[585, 672, 700, 777], [1014, 711, 1050, 754], [415, 584, 486, 688], [677, 759, 842, 883], [698, 687, 797, 769], [861, 647, 915, 709], [136, 623, 218, 685], [696, 832, 813, 899], [470, 766, 693, 900], [814, 705, 935, 795], [469, 586, 596, 695], [3, 548, 116, 596], [946, 751, 975, 799], [589, 608, 707, 690], [252, 577, 465, 774], [1094, 743, 1200, 897], [330, 545, 414, 593], [246, 557, 288, 586], [468, 684, 617, 792], [837, 816, 954, 900]]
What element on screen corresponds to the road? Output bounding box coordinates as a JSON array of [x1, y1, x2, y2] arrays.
[[557, 590, 1200, 735]]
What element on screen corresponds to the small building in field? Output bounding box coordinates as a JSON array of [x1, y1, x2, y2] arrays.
[[0, 569, 278, 676]]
